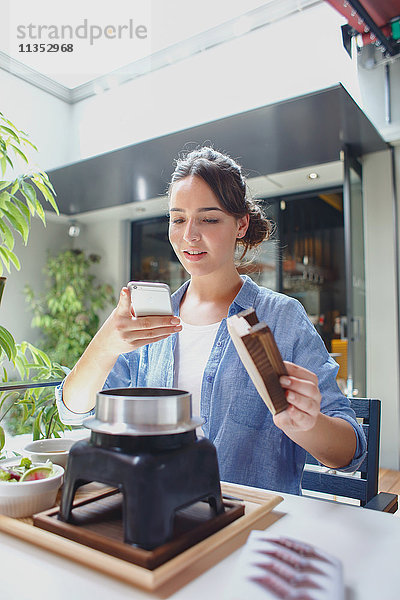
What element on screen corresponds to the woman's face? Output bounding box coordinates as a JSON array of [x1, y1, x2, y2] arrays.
[[168, 175, 249, 278]]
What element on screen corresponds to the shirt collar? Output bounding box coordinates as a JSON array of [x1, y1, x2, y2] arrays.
[[171, 275, 259, 317]]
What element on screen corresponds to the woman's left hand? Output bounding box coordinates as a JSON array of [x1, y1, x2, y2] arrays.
[[273, 361, 321, 435]]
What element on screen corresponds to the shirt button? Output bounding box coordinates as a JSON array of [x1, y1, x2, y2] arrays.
[[216, 341, 223, 347], [207, 376, 213, 382]]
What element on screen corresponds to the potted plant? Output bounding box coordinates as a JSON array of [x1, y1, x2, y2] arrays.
[[0, 110, 59, 359], [25, 248, 115, 368], [0, 111, 65, 455]]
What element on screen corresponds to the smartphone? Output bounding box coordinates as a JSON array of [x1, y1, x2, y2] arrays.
[[127, 281, 173, 317]]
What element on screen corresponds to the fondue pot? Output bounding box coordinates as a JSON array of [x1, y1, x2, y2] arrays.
[[59, 387, 224, 550], [83, 387, 204, 435]]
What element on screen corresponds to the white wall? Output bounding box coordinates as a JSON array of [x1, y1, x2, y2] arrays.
[[357, 47, 400, 143], [0, 70, 73, 345], [0, 69, 72, 170], [70, 3, 359, 163], [0, 215, 71, 345], [363, 148, 400, 469]]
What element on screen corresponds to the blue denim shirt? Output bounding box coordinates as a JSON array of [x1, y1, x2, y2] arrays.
[[56, 275, 366, 494]]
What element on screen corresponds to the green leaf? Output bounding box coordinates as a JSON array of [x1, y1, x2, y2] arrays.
[[30, 346, 52, 368], [38, 171, 56, 195], [0, 125, 20, 144], [0, 220, 14, 249], [32, 176, 59, 215], [10, 180, 19, 195], [33, 409, 44, 440], [11, 196, 31, 226], [20, 181, 37, 216], [9, 144, 28, 164], [0, 155, 6, 177], [25, 180, 46, 224], [2, 200, 29, 243], [0, 326, 16, 361], [0, 246, 10, 271], [0, 246, 20, 271], [0, 181, 10, 192], [20, 137, 38, 152]]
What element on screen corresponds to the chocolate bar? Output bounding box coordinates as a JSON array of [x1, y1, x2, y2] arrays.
[[227, 308, 288, 415]]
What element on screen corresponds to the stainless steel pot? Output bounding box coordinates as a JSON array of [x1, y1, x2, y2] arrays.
[[83, 387, 204, 436]]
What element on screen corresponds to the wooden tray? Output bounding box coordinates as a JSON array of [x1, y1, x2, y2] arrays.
[[33, 488, 245, 570], [0, 483, 283, 597]]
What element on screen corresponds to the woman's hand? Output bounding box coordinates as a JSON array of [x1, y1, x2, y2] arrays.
[[273, 361, 356, 468], [62, 287, 181, 413], [273, 361, 321, 435], [92, 287, 182, 358]]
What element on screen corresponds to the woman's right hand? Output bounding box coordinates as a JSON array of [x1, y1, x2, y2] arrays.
[[62, 287, 181, 414], [92, 287, 182, 359]]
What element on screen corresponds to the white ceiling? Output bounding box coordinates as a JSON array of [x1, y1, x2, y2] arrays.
[[0, 0, 322, 100], [0, 0, 285, 88]]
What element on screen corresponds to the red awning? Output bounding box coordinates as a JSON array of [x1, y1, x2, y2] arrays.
[[325, 0, 400, 44]]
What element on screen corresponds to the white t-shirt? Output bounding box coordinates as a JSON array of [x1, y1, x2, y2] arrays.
[[174, 319, 221, 417]]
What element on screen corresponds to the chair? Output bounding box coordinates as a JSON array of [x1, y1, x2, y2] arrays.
[[302, 398, 398, 513]]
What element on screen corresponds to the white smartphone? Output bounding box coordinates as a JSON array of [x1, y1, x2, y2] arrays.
[[127, 281, 173, 317]]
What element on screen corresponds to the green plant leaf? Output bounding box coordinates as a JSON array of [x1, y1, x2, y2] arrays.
[[10, 180, 19, 195], [20, 181, 37, 216], [2, 200, 29, 243], [0, 246, 10, 271], [32, 177, 59, 215], [0, 326, 16, 361], [0, 220, 14, 249], [5, 154, 13, 169], [0, 181, 10, 192], [29, 345, 52, 368], [9, 144, 28, 164], [11, 196, 31, 226], [25, 180, 46, 224], [0, 246, 20, 271], [20, 137, 38, 152], [38, 171, 56, 195], [0, 155, 6, 177], [0, 125, 20, 144], [0, 425, 5, 451], [33, 408, 44, 440]]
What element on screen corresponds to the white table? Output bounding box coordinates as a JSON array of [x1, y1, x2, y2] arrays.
[[1, 483, 399, 600]]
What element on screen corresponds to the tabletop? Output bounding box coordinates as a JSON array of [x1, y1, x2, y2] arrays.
[[1, 481, 399, 600]]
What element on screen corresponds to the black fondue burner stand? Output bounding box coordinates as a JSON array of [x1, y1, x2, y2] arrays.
[[59, 430, 224, 550]]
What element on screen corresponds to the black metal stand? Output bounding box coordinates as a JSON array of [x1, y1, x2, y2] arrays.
[[59, 430, 224, 550]]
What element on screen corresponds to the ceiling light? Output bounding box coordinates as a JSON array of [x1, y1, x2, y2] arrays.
[[307, 172, 319, 180]]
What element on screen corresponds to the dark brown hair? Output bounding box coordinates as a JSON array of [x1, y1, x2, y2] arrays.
[[169, 146, 272, 258]]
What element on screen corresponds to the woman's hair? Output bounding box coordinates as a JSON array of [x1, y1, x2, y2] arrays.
[[169, 146, 272, 258]]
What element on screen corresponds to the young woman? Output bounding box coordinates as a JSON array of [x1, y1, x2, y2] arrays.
[[57, 147, 366, 494]]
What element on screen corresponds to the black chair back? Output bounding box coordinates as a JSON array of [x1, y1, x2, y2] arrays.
[[302, 398, 396, 512]]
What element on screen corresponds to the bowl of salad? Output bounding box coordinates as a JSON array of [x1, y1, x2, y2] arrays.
[[0, 457, 64, 518]]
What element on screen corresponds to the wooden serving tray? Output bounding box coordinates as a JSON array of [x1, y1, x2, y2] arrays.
[[0, 483, 283, 597], [33, 488, 245, 570]]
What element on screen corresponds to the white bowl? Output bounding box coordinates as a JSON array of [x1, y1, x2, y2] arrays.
[[0, 458, 64, 518], [23, 438, 76, 468]]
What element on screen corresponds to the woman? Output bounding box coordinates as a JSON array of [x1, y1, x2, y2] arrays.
[[57, 147, 366, 494]]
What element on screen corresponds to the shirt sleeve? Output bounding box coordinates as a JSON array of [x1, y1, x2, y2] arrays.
[[55, 369, 94, 426], [284, 298, 367, 473], [55, 353, 136, 426]]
